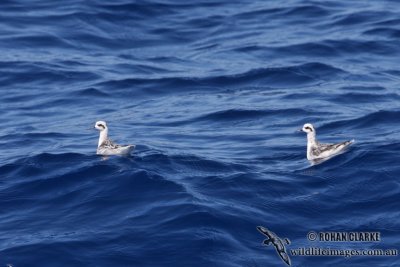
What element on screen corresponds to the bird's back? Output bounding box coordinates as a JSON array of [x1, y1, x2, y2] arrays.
[[309, 140, 354, 160], [97, 143, 135, 155]]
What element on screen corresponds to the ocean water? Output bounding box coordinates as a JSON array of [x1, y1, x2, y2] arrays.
[[1, 0, 399, 266]]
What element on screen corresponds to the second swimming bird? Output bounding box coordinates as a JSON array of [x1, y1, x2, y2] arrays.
[[301, 123, 354, 161], [94, 121, 135, 156]]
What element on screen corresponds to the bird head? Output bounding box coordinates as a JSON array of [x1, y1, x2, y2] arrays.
[[301, 123, 315, 133], [94, 121, 107, 131]]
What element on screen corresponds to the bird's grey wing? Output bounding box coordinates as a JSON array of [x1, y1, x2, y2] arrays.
[[274, 240, 291, 266], [311, 143, 327, 157], [275, 239, 285, 251], [315, 142, 334, 153], [101, 138, 120, 149], [279, 250, 291, 266], [312, 141, 353, 159], [318, 141, 352, 152]]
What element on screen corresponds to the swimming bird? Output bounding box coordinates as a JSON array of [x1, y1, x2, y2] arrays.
[[94, 121, 135, 155], [301, 123, 354, 161]]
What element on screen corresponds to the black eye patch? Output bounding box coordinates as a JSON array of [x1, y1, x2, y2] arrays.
[[305, 126, 312, 131], [97, 124, 105, 128]]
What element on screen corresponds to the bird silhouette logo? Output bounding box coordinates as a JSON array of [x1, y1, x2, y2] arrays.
[[257, 226, 291, 266]]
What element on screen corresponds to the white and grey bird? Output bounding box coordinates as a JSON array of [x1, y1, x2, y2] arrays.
[[301, 123, 354, 161], [94, 121, 135, 156]]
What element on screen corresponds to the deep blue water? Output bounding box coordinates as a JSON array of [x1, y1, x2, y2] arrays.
[[1, 0, 400, 266]]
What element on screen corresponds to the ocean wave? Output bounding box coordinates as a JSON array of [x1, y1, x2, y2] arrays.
[[95, 62, 346, 94], [321, 110, 400, 130]]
